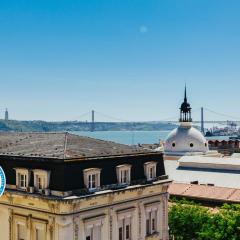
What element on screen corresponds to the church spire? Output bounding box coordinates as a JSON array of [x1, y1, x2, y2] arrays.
[[184, 84, 187, 102], [179, 85, 192, 123]]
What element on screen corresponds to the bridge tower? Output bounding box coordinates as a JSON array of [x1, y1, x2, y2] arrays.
[[5, 108, 9, 121], [91, 110, 95, 132], [201, 107, 205, 134]]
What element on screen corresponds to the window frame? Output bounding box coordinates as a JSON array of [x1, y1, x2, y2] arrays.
[[33, 169, 51, 192], [14, 168, 29, 190], [144, 162, 157, 181], [13, 214, 28, 240], [146, 210, 157, 236], [83, 214, 104, 240], [117, 208, 134, 240], [145, 202, 160, 237], [32, 219, 47, 240], [83, 168, 101, 191], [116, 165, 132, 185]]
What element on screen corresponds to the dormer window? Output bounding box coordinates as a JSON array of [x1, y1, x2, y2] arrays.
[[15, 168, 29, 190], [116, 165, 131, 184], [33, 170, 51, 192], [83, 168, 101, 191], [144, 162, 157, 181]]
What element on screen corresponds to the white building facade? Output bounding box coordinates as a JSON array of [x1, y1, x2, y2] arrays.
[[0, 132, 171, 240], [0, 179, 170, 240]]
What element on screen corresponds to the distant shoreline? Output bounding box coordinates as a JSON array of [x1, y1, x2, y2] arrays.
[[0, 119, 178, 132]]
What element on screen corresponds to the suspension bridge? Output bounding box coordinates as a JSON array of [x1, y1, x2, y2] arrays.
[[69, 108, 240, 132]]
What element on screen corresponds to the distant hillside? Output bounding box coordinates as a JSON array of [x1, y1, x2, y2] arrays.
[[0, 120, 177, 132]]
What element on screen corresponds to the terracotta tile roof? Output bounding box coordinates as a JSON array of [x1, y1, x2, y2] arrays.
[[169, 183, 240, 203]]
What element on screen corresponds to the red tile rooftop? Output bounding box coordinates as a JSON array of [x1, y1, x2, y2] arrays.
[[169, 183, 240, 203]]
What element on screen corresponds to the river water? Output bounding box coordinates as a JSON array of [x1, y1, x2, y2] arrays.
[[73, 130, 229, 145]]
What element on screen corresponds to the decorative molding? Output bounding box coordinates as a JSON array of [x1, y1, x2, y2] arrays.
[[8, 209, 13, 240]]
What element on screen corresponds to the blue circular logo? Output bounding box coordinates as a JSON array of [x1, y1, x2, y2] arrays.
[[0, 166, 6, 197]]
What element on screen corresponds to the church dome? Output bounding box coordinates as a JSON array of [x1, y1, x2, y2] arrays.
[[164, 85, 209, 156], [164, 123, 209, 155]]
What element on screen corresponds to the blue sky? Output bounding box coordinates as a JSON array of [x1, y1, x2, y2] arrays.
[[1, 0, 240, 121]]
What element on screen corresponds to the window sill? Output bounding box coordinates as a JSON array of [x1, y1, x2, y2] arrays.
[[17, 187, 27, 191]]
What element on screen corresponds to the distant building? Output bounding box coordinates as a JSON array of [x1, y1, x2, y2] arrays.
[[0, 132, 171, 240], [4, 108, 8, 121], [208, 139, 240, 155]]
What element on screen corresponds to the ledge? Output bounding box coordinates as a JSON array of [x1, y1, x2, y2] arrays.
[[145, 232, 161, 240]]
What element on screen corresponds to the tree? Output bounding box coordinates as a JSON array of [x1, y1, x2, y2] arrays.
[[169, 201, 240, 240], [169, 201, 209, 240]]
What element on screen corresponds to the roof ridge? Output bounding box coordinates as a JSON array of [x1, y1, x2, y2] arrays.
[[182, 184, 193, 195]]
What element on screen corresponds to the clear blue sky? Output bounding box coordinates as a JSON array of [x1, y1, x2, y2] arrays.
[[1, 0, 240, 122]]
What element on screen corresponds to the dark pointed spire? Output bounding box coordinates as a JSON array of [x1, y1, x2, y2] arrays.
[[179, 85, 192, 122], [184, 84, 187, 102]]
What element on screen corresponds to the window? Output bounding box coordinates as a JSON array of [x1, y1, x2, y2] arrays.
[[17, 223, 26, 240], [144, 162, 157, 181], [126, 225, 130, 239], [83, 168, 101, 191], [33, 170, 51, 192], [116, 165, 131, 184], [119, 227, 123, 240], [19, 173, 27, 188], [190, 143, 194, 148], [32, 220, 47, 240], [38, 177, 45, 190], [146, 205, 160, 236], [84, 215, 103, 240], [36, 228, 45, 240], [15, 168, 29, 190], [88, 174, 96, 189], [85, 226, 101, 239], [120, 169, 129, 184], [117, 207, 134, 240], [146, 210, 157, 236], [172, 142, 176, 147], [118, 218, 131, 240]]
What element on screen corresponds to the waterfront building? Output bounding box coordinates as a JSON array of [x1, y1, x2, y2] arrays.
[[208, 139, 240, 155], [0, 132, 171, 240]]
